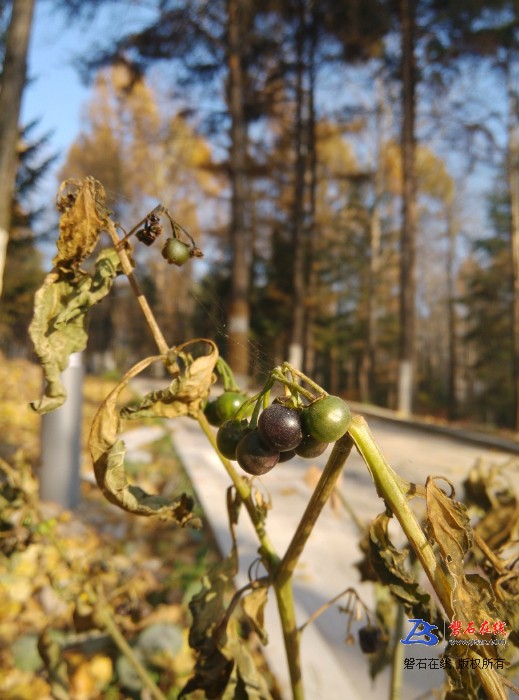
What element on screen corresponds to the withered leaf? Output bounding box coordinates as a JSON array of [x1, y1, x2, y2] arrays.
[[425, 477, 499, 632], [241, 586, 269, 645], [426, 477, 471, 570], [181, 488, 271, 699], [368, 513, 443, 629], [89, 353, 200, 525], [120, 339, 218, 420], [53, 178, 110, 270], [463, 459, 519, 552], [29, 248, 124, 413]]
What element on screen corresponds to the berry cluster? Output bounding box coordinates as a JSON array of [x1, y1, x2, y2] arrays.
[[205, 392, 351, 476]]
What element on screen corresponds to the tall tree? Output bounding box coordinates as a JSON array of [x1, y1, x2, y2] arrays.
[[0, 0, 35, 300], [288, 0, 307, 371], [60, 64, 217, 362], [227, 0, 250, 384], [397, 0, 418, 415], [506, 49, 519, 431], [0, 121, 55, 355]]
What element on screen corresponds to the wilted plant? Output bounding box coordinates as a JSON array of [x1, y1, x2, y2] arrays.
[[28, 178, 518, 700]]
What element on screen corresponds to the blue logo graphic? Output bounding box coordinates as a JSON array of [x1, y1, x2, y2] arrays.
[[400, 619, 440, 646]]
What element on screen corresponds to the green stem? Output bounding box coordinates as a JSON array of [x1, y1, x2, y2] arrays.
[[389, 604, 405, 700], [197, 411, 279, 573], [199, 411, 308, 700], [271, 370, 316, 402], [350, 415, 511, 700], [96, 605, 167, 700], [280, 362, 328, 396], [274, 579, 305, 700], [348, 415, 453, 618], [276, 433, 354, 586]]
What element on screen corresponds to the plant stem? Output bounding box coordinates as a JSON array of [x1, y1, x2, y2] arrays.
[[274, 579, 305, 700], [389, 604, 405, 700], [348, 415, 453, 617], [107, 220, 169, 356], [350, 416, 509, 700], [275, 432, 354, 587], [198, 412, 310, 700], [280, 362, 328, 396], [298, 587, 359, 634], [196, 411, 280, 573], [96, 605, 167, 700]]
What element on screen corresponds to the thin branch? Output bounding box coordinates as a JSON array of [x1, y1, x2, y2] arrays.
[[298, 587, 361, 634], [106, 219, 169, 355]]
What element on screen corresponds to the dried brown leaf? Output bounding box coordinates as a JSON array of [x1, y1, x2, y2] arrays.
[[89, 353, 201, 525], [241, 586, 269, 645], [368, 512, 442, 628], [120, 339, 218, 420], [53, 178, 110, 270], [425, 477, 499, 632]]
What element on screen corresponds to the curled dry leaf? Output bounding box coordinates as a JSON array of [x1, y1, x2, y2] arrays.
[[425, 477, 500, 636], [29, 249, 123, 413], [53, 178, 110, 271], [120, 339, 218, 420], [181, 487, 272, 700], [90, 341, 218, 523], [368, 512, 443, 629]]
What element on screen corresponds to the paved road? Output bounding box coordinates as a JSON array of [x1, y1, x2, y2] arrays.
[[121, 383, 517, 698], [155, 414, 517, 700]]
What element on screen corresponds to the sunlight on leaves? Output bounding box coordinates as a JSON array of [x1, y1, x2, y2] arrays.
[[29, 248, 123, 413], [425, 477, 499, 628], [53, 178, 110, 271]]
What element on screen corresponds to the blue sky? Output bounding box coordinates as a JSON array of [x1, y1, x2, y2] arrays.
[[21, 1, 156, 218], [19, 1, 502, 250]]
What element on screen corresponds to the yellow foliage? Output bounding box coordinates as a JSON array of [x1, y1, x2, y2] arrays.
[[0, 669, 52, 700], [60, 66, 221, 226], [69, 654, 113, 699], [382, 139, 454, 202]]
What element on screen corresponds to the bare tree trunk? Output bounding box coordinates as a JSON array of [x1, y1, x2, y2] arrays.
[[0, 0, 35, 301], [227, 0, 250, 385], [397, 0, 417, 415], [288, 0, 307, 371], [366, 72, 385, 403], [303, 5, 317, 378], [507, 55, 519, 433], [446, 201, 458, 420]]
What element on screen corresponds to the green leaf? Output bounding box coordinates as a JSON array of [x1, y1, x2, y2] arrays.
[[89, 353, 201, 525], [120, 340, 218, 420], [29, 248, 123, 413]]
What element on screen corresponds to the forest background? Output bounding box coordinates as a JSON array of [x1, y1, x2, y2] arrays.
[[1, 0, 519, 432]]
